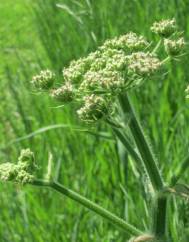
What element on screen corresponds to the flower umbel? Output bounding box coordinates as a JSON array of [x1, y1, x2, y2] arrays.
[[51, 82, 74, 102], [77, 95, 110, 122], [0, 149, 36, 184], [126, 52, 162, 76], [103, 32, 149, 51], [32, 70, 55, 90], [32, 19, 185, 122], [164, 37, 185, 56], [151, 18, 176, 37]]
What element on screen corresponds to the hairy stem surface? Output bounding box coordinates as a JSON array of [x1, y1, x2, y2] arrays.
[[31, 179, 143, 236], [118, 93, 164, 192], [152, 195, 168, 241]]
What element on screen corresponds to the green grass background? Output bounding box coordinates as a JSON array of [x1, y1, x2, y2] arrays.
[[0, 0, 189, 241]]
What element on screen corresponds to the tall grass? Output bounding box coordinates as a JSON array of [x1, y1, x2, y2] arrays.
[[0, 0, 189, 241]]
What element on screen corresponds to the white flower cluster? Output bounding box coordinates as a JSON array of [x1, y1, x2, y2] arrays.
[[151, 19, 185, 57], [126, 52, 162, 76], [102, 32, 149, 51], [51, 82, 74, 102], [77, 95, 110, 122], [80, 69, 125, 92], [32, 69, 55, 90], [32, 19, 185, 122], [164, 37, 185, 56], [60, 33, 160, 121], [0, 149, 36, 184], [151, 18, 176, 37]]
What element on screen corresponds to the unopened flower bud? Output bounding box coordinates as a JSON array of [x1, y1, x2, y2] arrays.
[[0, 149, 36, 184], [51, 82, 74, 102], [103, 32, 149, 51], [0, 163, 18, 182], [164, 37, 185, 56], [32, 70, 55, 90], [63, 57, 91, 83], [18, 149, 36, 173], [126, 52, 162, 76], [77, 95, 110, 122], [151, 19, 176, 37]]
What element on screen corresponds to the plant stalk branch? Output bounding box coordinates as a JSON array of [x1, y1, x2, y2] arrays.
[[31, 179, 143, 236]]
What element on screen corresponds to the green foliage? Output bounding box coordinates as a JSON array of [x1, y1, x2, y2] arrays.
[[0, 0, 189, 241]]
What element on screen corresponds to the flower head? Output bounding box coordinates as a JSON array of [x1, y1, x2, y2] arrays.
[[63, 57, 92, 83], [164, 37, 185, 56], [0, 163, 18, 182], [32, 18, 185, 122], [51, 82, 74, 102], [102, 32, 149, 51], [80, 69, 125, 92], [32, 70, 55, 90], [151, 19, 176, 37], [126, 52, 162, 76], [77, 95, 110, 122], [0, 149, 36, 184]]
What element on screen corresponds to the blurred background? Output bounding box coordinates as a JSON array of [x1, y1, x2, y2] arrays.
[[0, 0, 189, 241]]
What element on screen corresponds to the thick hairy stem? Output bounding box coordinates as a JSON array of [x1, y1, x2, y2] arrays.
[[118, 93, 167, 240], [118, 93, 164, 192], [31, 179, 143, 236], [152, 195, 168, 241]]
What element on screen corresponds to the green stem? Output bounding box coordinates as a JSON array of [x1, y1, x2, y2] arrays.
[[112, 127, 143, 166], [152, 195, 168, 240], [31, 179, 143, 236], [118, 93, 164, 192]]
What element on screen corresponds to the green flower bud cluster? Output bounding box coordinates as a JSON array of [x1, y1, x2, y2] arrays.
[[151, 19, 176, 37], [77, 95, 110, 122], [126, 52, 162, 77], [32, 19, 185, 122], [32, 69, 55, 90], [0, 149, 36, 184], [164, 37, 185, 56], [80, 69, 125, 92], [102, 32, 149, 51], [50, 82, 74, 102], [151, 19, 185, 57]]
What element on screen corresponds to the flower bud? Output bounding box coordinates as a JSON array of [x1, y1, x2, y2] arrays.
[[51, 82, 74, 102], [80, 69, 124, 92], [63, 57, 91, 83], [0, 163, 18, 182], [0, 149, 36, 184], [126, 52, 162, 76], [77, 95, 110, 122], [32, 70, 55, 90], [103, 32, 149, 51], [164, 37, 185, 56], [151, 19, 176, 37], [18, 148, 36, 173]]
